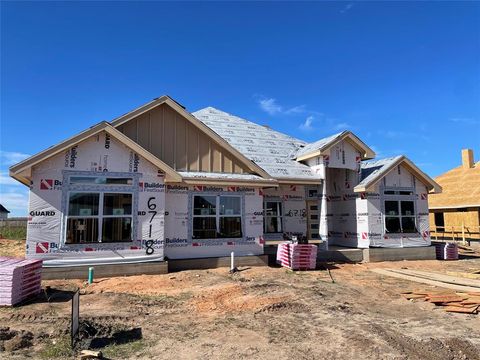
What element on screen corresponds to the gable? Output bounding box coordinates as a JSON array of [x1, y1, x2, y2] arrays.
[[10, 122, 182, 185], [115, 103, 254, 175]]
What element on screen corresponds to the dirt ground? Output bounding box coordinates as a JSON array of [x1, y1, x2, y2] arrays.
[[0, 254, 479, 360], [0, 239, 25, 258]]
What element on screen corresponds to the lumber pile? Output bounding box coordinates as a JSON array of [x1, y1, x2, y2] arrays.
[[0, 257, 43, 306], [401, 290, 480, 314], [276, 242, 317, 270]]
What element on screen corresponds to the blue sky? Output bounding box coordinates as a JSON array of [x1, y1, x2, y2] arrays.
[[1, 1, 479, 216]]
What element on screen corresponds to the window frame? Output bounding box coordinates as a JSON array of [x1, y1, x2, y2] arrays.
[[382, 188, 418, 234], [62, 172, 139, 246], [263, 199, 283, 234], [66, 191, 134, 244], [191, 194, 243, 239]]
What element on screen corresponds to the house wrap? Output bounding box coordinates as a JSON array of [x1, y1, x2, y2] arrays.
[[9, 96, 441, 262]]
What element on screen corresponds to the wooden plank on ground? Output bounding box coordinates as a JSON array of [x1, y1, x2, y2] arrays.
[[371, 269, 480, 293], [444, 305, 479, 314], [387, 269, 480, 289], [446, 271, 480, 280]]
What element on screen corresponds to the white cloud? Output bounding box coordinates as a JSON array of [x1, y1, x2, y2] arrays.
[[0, 191, 29, 211], [450, 117, 479, 125], [340, 3, 354, 13], [333, 122, 351, 131], [256, 96, 319, 116], [258, 98, 283, 115], [0, 150, 31, 166], [0, 171, 21, 186], [299, 116, 315, 131]]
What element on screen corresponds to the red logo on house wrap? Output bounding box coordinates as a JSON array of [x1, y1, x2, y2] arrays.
[[361, 232, 368, 240], [421, 193, 427, 200], [193, 186, 204, 192], [360, 192, 367, 199], [227, 186, 237, 192], [40, 179, 53, 190], [35, 242, 49, 253], [290, 185, 297, 191], [138, 182, 144, 191], [355, 155, 361, 163], [259, 189, 264, 196], [422, 231, 430, 238]]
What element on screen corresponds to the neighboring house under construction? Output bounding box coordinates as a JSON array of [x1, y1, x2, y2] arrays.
[[429, 149, 480, 240]]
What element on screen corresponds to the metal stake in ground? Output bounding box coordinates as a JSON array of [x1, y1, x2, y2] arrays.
[[71, 288, 80, 349]]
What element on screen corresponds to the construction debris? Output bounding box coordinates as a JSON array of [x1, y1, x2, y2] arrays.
[[371, 268, 480, 293], [400, 289, 480, 315]]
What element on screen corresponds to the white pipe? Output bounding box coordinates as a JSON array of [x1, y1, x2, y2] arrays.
[[230, 251, 235, 272]]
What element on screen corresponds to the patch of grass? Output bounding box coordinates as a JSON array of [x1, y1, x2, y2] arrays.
[[102, 339, 150, 359], [38, 336, 74, 359], [0, 227, 27, 240]]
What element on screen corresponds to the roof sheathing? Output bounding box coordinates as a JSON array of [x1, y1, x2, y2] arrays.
[[356, 156, 441, 193], [192, 107, 320, 181]]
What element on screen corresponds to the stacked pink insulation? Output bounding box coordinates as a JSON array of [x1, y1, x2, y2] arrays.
[[435, 243, 459, 260], [276, 242, 317, 270], [0, 257, 43, 306]]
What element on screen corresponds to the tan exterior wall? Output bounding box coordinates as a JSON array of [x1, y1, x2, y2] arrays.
[[117, 103, 250, 174], [429, 208, 480, 240]]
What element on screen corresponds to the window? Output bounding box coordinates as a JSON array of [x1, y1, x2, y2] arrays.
[[434, 212, 445, 231], [66, 192, 133, 244], [70, 177, 133, 185], [192, 195, 242, 239], [264, 200, 283, 233], [384, 200, 417, 234]]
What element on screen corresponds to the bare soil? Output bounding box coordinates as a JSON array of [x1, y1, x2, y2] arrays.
[[0, 239, 25, 258], [0, 256, 479, 359], [0, 240, 480, 360]]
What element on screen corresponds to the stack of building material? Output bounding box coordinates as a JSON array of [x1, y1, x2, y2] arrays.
[[0, 257, 43, 306], [401, 290, 480, 314], [277, 242, 317, 270], [435, 242, 459, 260]]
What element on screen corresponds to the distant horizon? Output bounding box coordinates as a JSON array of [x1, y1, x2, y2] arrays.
[[1, 1, 479, 216]]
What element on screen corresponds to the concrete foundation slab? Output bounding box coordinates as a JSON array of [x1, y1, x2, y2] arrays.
[[42, 261, 168, 280], [366, 246, 437, 262], [168, 255, 269, 272]]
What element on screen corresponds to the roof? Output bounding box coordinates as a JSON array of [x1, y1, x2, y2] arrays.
[[294, 131, 376, 161], [355, 156, 441, 193], [9, 122, 183, 185], [178, 171, 278, 187], [428, 161, 480, 209], [0, 204, 10, 213], [111, 96, 272, 180], [192, 107, 320, 181]]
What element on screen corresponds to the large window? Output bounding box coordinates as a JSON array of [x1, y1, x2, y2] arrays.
[[192, 195, 242, 239], [384, 200, 417, 234], [264, 200, 283, 233], [66, 192, 133, 244]]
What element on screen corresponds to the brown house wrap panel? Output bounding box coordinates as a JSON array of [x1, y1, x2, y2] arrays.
[[117, 103, 250, 174]]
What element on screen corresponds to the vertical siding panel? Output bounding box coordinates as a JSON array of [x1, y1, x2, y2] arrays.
[[123, 119, 138, 141], [175, 114, 187, 170], [199, 136, 210, 172], [211, 142, 221, 172], [137, 113, 150, 151], [163, 106, 175, 168], [187, 124, 199, 171], [150, 106, 163, 160]]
